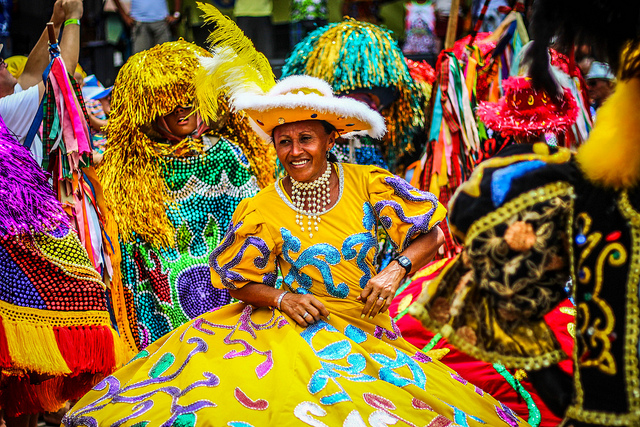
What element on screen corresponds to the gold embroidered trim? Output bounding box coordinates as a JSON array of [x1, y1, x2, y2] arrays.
[[465, 181, 574, 246], [565, 405, 640, 425], [575, 210, 622, 375], [408, 301, 567, 370], [619, 190, 640, 413]]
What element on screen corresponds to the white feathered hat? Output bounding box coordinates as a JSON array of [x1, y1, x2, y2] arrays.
[[234, 75, 387, 141]]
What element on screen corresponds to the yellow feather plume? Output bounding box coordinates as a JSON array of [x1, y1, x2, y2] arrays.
[[576, 77, 640, 189], [195, 2, 276, 123]]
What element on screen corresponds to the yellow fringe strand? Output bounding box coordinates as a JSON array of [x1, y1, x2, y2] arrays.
[[3, 319, 71, 376], [111, 327, 136, 367], [217, 101, 276, 188], [576, 77, 640, 189]]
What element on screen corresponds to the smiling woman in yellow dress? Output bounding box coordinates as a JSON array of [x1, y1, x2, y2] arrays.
[[61, 6, 531, 426]]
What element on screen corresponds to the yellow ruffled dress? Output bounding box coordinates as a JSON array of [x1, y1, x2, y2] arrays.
[[63, 163, 528, 426]]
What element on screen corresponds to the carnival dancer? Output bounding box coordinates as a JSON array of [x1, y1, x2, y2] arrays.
[[62, 8, 529, 425], [410, 0, 640, 424], [98, 40, 272, 353], [391, 75, 581, 427], [0, 113, 125, 424]]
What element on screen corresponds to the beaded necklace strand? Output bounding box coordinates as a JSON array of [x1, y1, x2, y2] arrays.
[[290, 162, 332, 239]]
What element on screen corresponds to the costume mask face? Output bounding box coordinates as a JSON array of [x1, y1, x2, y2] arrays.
[[163, 105, 198, 138], [273, 120, 335, 183]]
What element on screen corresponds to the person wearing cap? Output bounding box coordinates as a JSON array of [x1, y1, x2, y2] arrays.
[[80, 74, 113, 163], [0, 0, 82, 163], [62, 9, 531, 423], [586, 61, 615, 116]]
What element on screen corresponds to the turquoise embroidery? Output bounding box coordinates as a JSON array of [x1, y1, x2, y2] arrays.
[[371, 349, 427, 389], [128, 349, 150, 364], [281, 228, 349, 298], [344, 324, 368, 344], [342, 203, 379, 289], [302, 321, 376, 405], [442, 401, 487, 426], [149, 352, 176, 378]]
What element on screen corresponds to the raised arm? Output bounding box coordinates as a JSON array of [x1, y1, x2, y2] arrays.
[[358, 224, 445, 319], [59, 0, 83, 76]]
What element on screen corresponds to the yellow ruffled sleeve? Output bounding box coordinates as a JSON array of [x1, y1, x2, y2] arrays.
[[209, 198, 278, 290], [367, 167, 446, 252]]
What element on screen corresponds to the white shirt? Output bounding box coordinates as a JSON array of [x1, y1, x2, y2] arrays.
[[0, 83, 44, 164]]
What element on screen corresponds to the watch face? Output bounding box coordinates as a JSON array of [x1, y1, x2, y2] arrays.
[[396, 255, 411, 271]]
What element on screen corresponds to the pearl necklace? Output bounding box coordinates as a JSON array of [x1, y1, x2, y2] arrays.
[[291, 162, 332, 239]]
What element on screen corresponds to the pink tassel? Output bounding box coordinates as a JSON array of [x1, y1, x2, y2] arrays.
[[50, 58, 90, 154]]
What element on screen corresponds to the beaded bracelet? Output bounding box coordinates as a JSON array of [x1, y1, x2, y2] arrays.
[[276, 290, 289, 311], [64, 18, 80, 27]]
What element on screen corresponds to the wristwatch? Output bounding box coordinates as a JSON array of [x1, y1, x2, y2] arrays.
[[393, 255, 412, 276], [173, 11, 181, 19]]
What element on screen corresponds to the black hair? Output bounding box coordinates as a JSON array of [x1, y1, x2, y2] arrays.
[[319, 120, 337, 136]]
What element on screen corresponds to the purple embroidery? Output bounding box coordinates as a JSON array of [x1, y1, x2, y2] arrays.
[[373, 321, 402, 340], [450, 372, 484, 395], [209, 221, 274, 290], [190, 305, 282, 379], [496, 403, 520, 427], [384, 175, 439, 203], [451, 373, 467, 385], [64, 305, 286, 425], [62, 336, 217, 426], [374, 178, 439, 251], [412, 351, 432, 364]]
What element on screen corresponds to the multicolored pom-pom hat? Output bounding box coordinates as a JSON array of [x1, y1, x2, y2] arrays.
[[233, 75, 387, 142], [476, 76, 579, 137]]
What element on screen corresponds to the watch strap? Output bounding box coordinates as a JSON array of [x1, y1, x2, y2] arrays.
[[393, 255, 412, 275]]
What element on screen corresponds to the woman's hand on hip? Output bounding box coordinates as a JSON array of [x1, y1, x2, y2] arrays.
[[358, 261, 406, 319], [280, 292, 330, 327]]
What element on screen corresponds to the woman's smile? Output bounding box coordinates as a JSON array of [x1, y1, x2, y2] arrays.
[[273, 120, 335, 183]]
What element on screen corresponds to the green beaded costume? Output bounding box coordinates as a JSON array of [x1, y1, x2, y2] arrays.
[[120, 136, 259, 348]]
